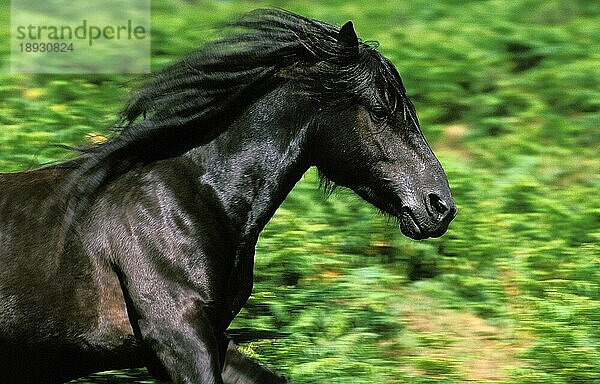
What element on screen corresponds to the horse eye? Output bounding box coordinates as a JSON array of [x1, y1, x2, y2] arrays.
[[370, 106, 388, 123]]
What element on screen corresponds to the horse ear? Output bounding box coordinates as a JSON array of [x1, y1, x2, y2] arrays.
[[338, 21, 359, 53]]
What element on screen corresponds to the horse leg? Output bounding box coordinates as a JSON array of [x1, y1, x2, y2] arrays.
[[221, 340, 288, 384], [139, 338, 288, 384], [142, 308, 224, 383], [116, 269, 225, 384]]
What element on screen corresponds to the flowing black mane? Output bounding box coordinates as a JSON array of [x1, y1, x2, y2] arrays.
[[64, 8, 410, 214]]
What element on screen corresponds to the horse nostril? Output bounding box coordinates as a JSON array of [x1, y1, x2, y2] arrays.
[[428, 193, 448, 216]]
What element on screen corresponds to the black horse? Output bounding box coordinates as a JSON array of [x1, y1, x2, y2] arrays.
[[0, 9, 456, 384]]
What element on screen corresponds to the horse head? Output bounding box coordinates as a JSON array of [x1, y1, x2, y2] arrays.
[[309, 22, 456, 239]]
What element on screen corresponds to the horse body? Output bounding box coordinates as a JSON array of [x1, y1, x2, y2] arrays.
[[0, 85, 312, 383], [0, 10, 455, 384]]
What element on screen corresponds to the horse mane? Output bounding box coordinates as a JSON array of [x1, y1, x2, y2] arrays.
[[63, 8, 408, 218]]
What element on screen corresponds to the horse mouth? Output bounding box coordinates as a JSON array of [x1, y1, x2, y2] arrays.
[[399, 209, 427, 240], [355, 186, 448, 240], [398, 205, 454, 240]]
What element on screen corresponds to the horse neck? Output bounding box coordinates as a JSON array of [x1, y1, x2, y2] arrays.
[[184, 85, 314, 243]]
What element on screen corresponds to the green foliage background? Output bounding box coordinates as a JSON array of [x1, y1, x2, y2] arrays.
[[1, 1, 598, 383]]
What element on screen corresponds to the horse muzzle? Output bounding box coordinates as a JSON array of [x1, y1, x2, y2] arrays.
[[399, 192, 457, 240]]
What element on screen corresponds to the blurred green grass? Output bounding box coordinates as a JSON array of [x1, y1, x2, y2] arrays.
[[1, 1, 599, 383]]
